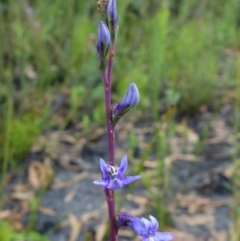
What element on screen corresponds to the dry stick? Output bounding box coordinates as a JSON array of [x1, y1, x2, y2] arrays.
[[102, 47, 118, 241], [233, 53, 240, 241]]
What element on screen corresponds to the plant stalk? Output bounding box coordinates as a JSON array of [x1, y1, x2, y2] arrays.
[[102, 48, 118, 241]]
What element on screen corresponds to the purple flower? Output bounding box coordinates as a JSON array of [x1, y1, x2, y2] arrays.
[[105, 0, 118, 42], [96, 21, 111, 71], [93, 155, 141, 190], [112, 83, 140, 124], [117, 212, 174, 241]]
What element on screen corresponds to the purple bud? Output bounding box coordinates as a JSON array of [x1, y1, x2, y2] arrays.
[[96, 21, 111, 71], [105, 0, 118, 42], [112, 83, 140, 124]]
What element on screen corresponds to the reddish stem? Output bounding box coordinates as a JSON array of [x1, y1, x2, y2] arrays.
[[101, 47, 118, 241]]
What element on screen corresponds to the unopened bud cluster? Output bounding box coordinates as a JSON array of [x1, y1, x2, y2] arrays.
[[96, 0, 118, 72], [94, 1, 174, 240]]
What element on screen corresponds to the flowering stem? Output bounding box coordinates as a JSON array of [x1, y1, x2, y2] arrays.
[[101, 47, 118, 241]]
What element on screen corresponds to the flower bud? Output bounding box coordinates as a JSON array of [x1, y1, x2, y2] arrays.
[[105, 0, 118, 42], [117, 212, 174, 241], [112, 83, 140, 124], [96, 21, 111, 72]]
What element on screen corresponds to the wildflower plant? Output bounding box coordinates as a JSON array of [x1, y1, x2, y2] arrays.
[[94, 1, 174, 240]]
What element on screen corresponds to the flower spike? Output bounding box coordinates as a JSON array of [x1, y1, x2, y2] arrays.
[[93, 155, 141, 190], [117, 212, 174, 241], [105, 0, 118, 42], [112, 83, 140, 124], [96, 21, 111, 72]]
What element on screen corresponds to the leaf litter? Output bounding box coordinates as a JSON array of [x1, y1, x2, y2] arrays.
[[0, 101, 235, 241]]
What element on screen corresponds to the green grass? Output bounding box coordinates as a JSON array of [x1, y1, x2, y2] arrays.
[[0, 0, 238, 155], [0, 221, 49, 241]]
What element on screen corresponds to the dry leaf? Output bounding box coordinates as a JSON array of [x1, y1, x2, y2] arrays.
[[24, 65, 37, 79], [58, 155, 84, 172], [211, 229, 229, 241], [13, 221, 24, 231], [143, 160, 158, 168], [38, 206, 56, 216], [0, 210, 11, 220], [64, 189, 77, 203], [170, 229, 201, 241], [61, 134, 76, 144], [95, 223, 107, 241], [52, 172, 87, 189], [170, 124, 199, 155], [127, 194, 148, 205], [28, 158, 54, 190], [81, 210, 100, 222], [223, 164, 234, 178], [28, 161, 42, 189], [181, 213, 215, 226], [174, 192, 229, 215], [11, 190, 34, 201], [118, 229, 134, 239], [68, 214, 82, 241]]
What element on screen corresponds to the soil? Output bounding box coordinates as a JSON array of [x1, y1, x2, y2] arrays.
[[2, 102, 235, 241]]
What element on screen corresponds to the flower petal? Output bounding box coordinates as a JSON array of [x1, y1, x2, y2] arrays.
[[128, 83, 140, 106], [149, 215, 159, 231], [116, 212, 174, 241], [141, 217, 151, 231], [155, 232, 174, 241], [107, 178, 123, 190], [105, 0, 118, 42], [128, 217, 147, 236], [106, 0, 118, 23], [112, 84, 140, 124], [142, 237, 155, 241], [100, 158, 109, 177], [122, 175, 141, 186], [93, 179, 109, 187], [118, 155, 128, 176], [96, 21, 111, 71]]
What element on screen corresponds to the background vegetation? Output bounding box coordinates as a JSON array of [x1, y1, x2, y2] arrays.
[[0, 0, 239, 240]]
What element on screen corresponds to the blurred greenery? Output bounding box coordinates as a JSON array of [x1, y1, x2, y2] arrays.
[[0, 0, 239, 166], [0, 0, 240, 238], [0, 221, 49, 241]]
